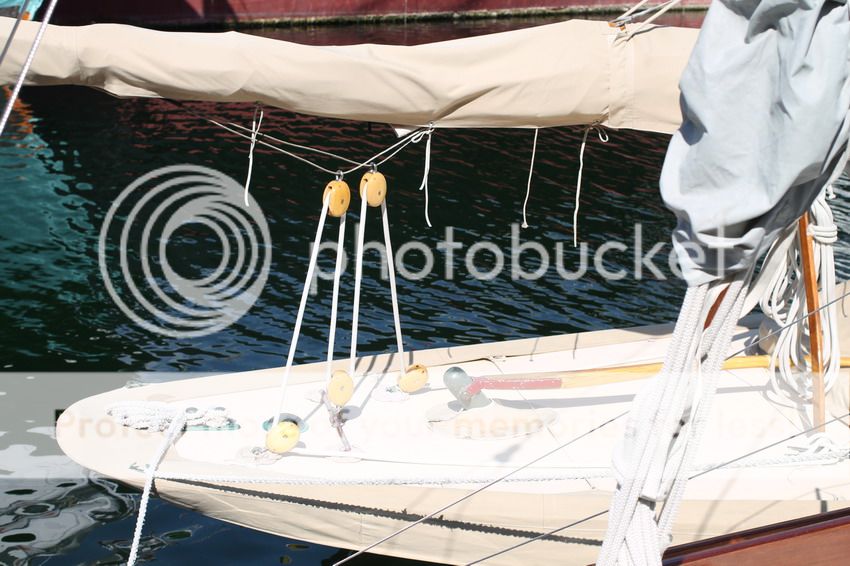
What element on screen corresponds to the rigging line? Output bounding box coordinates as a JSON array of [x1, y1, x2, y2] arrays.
[[463, 411, 850, 565], [0, 0, 31, 70], [243, 105, 263, 207], [324, 213, 347, 388], [465, 510, 610, 565], [381, 199, 407, 377], [348, 194, 370, 377], [726, 282, 850, 362], [573, 123, 608, 247], [332, 410, 629, 566], [689, 411, 850, 481], [0, 0, 60, 137], [228, 121, 361, 166], [521, 128, 539, 229], [170, 99, 431, 179], [272, 193, 331, 427]]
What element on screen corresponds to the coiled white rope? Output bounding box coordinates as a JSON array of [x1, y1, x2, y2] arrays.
[[521, 128, 539, 229], [127, 411, 188, 566], [417, 125, 434, 228], [574, 124, 609, 246], [0, 0, 60, 137], [273, 193, 331, 427], [108, 402, 232, 431], [242, 105, 264, 206], [760, 189, 840, 401]]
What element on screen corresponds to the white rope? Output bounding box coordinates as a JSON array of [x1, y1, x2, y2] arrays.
[[381, 200, 406, 377], [0, 0, 60, 137], [760, 189, 840, 402], [627, 0, 684, 38], [521, 128, 539, 229], [174, 100, 433, 179], [348, 194, 369, 376], [108, 402, 232, 431], [599, 273, 752, 565], [324, 214, 347, 387], [127, 411, 187, 566], [273, 193, 331, 427], [417, 126, 434, 228], [574, 124, 608, 246], [243, 105, 264, 207], [0, 0, 31, 69]]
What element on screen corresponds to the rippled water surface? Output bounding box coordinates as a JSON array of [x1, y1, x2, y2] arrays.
[[4, 12, 850, 566]]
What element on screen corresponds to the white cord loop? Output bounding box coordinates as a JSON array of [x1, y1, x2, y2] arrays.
[[243, 105, 264, 207], [416, 123, 435, 228], [759, 188, 840, 402], [574, 123, 609, 247], [521, 128, 539, 229]]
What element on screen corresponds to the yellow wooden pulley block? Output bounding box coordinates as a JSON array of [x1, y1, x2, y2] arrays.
[[398, 364, 429, 393], [265, 420, 300, 454], [323, 180, 351, 217], [359, 171, 387, 207], [327, 369, 354, 407]]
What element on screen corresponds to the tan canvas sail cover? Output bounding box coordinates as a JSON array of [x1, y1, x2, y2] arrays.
[[0, 17, 697, 134]]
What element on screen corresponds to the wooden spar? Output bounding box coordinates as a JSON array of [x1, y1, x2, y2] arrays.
[[464, 355, 850, 395], [799, 213, 826, 433]]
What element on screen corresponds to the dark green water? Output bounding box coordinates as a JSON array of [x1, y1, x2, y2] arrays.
[[3, 13, 850, 566]]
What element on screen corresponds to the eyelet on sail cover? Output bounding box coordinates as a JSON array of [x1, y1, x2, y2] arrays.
[[359, 170, 387, 207], [323, 180, 351, 217]]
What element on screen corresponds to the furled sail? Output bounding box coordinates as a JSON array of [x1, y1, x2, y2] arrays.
[[0, 16, 697, 133]]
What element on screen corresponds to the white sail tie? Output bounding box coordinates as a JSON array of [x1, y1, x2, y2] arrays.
[[273, 193, 330, 426], [243, 105, 264, 206], [521, 128, 539, 229], [574, 124, 608, 246], [416, 125, 434, 228]]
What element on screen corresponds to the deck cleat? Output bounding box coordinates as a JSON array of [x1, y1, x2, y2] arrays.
[[322, 179, 351, 217], [398, 364, 429, 393], [359, 170, 387, 207], [265, 420, 301, 454], [327, 369, 354, 407], [443, 367, 491, 410]]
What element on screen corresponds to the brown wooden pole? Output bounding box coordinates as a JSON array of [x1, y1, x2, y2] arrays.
[[798, 213, 826, 433]]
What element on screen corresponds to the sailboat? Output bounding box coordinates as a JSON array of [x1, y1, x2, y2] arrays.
[[2, 1, 850, 564]]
